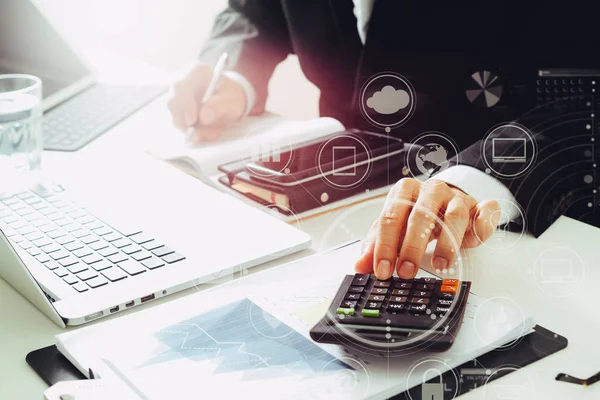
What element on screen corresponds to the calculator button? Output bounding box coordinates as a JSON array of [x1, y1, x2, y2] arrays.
[[438, 292, 455, 301], [440, 285, 458, 293], [410, 297, 430, 305], [361, 309, 380, 317], [392, 289, 410, 296], [368, 295, 386, 302], [345, 293, 362, 301], [437, 299, 453, 306], [340, 300, 358, 309], [413, 290, 432, 298], [415, 283, 434, 291], [373, 280, 391, 288], [442, 279, 460, 286], [337, 307, 355, 316], [387, 303, 405, 312], [395, 281, 413, 289], [351, 274, 370, 286], [371, 288, 388, 295], [417, 277, 437, 284], [365, 301, 382, 309], [389, 296, 408, 303], [408, 304, 427, 313], [348, 286, 364, 294]]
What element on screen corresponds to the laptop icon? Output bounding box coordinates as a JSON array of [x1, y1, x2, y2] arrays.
[[492, 138, 527, 163]]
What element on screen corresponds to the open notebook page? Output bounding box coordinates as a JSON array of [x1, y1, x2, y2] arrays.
[[145, 114, 345, 178]]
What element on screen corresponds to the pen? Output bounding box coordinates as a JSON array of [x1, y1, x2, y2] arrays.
[[185, 52, 229, 143]]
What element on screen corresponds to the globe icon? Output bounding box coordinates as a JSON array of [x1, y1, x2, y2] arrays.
[[415, 143, 449, 176]]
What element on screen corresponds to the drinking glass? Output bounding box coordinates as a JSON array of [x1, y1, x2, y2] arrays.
[[0, 74, 43, 185]]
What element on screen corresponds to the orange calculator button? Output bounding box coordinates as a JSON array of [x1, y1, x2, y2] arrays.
[[440, 285, 458, 293], [442, 279, 460, 287]]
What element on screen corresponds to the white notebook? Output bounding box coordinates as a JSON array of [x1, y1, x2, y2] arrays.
[[51, 242, 535, 400], [145, 110, 345, 180]]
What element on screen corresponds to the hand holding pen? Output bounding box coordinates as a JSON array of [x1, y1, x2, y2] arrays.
[[167, 53, 247, 143]]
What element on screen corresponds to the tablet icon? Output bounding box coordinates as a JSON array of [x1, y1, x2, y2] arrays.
[[332, 146, 357, 176], [317, 134, 372, 190]]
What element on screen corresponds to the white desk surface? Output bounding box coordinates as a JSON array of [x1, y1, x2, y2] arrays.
[[1, 94, 600, 400]]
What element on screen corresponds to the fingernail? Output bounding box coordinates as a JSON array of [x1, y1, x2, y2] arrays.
[[398, 261, 417, 279], [376, 259, 392, 279], [432, 257, 448, 271], [200, 107, 216, 125]]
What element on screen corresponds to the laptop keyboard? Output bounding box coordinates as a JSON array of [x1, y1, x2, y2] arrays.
[[43, 84, 166, 152], [0, 184, 185, 295]]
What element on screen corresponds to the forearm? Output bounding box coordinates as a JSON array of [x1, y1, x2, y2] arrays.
[[199, 0, 293, 114]]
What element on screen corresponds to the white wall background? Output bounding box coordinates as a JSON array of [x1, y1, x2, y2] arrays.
[[33, 0, 319, 119]]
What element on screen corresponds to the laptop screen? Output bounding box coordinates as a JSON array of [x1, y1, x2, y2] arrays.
[[0, 0, 91, 102]]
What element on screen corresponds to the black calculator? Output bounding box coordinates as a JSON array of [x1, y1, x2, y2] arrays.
[[310, 273, 471, 352]]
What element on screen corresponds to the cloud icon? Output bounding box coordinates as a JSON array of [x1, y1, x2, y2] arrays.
[[366, 85, 410, 114]]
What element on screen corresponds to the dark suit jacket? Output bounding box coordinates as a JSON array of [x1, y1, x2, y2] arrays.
[[200, 0, 600, 236]]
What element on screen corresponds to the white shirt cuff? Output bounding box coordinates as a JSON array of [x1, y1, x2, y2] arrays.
[[223, 70, 255, 118], [432, 165, 520, 224]]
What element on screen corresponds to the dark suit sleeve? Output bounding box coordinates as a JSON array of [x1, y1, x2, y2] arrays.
[[453, 126, 595, 237], [199, 0, 293, 114]]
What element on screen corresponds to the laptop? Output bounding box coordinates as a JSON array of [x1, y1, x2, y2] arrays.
[[0, 154, 311, 327], [0, 0, 166, 151]]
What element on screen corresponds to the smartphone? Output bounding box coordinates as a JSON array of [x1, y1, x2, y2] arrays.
[[245, 129, 404, 186]]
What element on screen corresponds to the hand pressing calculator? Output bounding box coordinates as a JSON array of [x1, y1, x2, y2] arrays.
[[310, 274, 471, 352]]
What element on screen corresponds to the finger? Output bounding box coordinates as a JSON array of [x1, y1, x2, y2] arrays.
[[168, 64, 214, 131], [354, 220, 379, 274], [432, 195, 474, 272], [199, 90, 245, 126], [373, 179, 419, 280], [167, 93, 189, 132], [188, 127, 224, 144], [463, 200, 501, 248], [397, 180, 451, 279]]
